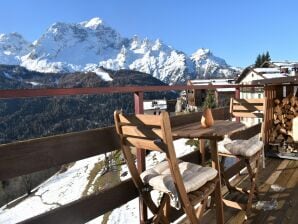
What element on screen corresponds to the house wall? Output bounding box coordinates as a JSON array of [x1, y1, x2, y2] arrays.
[[240, 71, 264, 84]]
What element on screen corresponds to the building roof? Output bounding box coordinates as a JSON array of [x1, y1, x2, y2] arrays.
[[189, 79, 235, 85], [236, 65, 291, 84], [251, 75, 298, 85], [188, 79, 235, 92]]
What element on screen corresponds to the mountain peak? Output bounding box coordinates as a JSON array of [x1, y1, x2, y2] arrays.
[[81, 17, 104, 29], [191, 48, 211, 59]]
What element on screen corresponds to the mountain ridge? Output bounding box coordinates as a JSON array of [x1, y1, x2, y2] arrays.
[[0, 17, 241, 84]]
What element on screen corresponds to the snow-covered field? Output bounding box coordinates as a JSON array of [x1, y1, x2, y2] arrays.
[[0, 139, 196, 224]]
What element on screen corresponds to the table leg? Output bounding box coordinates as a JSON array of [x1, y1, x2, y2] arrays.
[[210, 139, 224, 224], [199, 139, 205, 165]]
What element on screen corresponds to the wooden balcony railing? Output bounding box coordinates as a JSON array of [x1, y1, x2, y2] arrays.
[[0, 84, 262, 224]]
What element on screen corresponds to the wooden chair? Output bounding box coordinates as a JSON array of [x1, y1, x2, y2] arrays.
[[218, 98, 267, 216], [114, 110, 219, 223]]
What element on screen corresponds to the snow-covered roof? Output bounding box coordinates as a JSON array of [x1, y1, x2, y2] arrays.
[[253, 67, 280, 73], [143, 99, 167, 110], [262, 73, 288, 79], [217, 88, 236, 92], [188, 79, 235, 92], [189, 79, 234, 85], [271, 61, 298, 67]]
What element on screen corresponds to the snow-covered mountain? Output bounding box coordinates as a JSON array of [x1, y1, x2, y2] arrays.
[[0, 33, 32, 65], [0, 17, 240, 84]]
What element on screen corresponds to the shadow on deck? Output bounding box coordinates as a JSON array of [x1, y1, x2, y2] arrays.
[[198, 158, 298, 224]]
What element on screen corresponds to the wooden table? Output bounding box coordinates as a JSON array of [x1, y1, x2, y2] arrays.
[[172, 120, 245, 224]]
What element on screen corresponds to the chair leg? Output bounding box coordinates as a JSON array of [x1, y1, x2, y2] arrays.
[[195, 198, 208, 219], [152, 194, 170, 224], [245, 157, 260, 216], [220, 156, 235, 193]]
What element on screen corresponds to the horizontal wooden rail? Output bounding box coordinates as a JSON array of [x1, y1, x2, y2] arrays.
[[0, 107, 229, 180], [0, 127, 120, 180], [0, 84, 262, 99], [19, 149, 203, 224], [20, 179, 138, 224]]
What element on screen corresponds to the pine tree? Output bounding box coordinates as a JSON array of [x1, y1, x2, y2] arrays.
[[255, 54, 262, 67], [254, 51, 271, 67], [203, 90, 216, 109], [265, 51, 271, 62]]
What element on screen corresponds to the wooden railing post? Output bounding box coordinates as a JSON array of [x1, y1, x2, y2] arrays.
[[235, 87, 240, 123], [134, 91, 147, 223]]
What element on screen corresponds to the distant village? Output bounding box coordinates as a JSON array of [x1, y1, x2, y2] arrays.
[[144, 61, 298, 115]]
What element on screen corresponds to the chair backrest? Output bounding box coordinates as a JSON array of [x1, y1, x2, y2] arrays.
[[230, 98, 267, 143], [230, 98, 267, 119], [114, 110, 190, 207]]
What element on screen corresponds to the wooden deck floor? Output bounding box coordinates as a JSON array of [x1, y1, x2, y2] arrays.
[[198, 158, 298, 224]]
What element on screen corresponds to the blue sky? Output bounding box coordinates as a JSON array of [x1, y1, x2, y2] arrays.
[[0, 0, 297, 67]]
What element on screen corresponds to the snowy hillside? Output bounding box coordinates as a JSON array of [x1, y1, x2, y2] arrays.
[[0, 17, 239, 84]]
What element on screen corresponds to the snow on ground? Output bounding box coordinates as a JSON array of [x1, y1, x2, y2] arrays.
[[0, 139, 195, 224], [0, 155, 105, 224]]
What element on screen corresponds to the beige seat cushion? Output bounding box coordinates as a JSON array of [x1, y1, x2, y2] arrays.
[[140, 160, 217, 196], [219, 135, 263, 157]]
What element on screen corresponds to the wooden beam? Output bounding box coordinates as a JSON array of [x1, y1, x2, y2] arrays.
[[229, 123, 261, 140], [19, 179, 138, 224], [170, 107, 229, 128], [0, 127, 120, 180], [0, 85, 262, 100]]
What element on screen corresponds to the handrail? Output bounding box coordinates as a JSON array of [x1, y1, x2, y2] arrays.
[[0, 84, 262, 99]]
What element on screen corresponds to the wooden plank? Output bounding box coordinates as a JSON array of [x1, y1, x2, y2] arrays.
[[224, 159, 246, 179], [0, 127, 120, 180], [280, 160, 298, 224], [233, 105, 264, 111], [232, 111, 263, 118], [119, 113, 161, 126], [251, 160, 296, 224], [124, 137, 164, 151], [233, 98, 264, 104], [170, 107, 230, 128], [229, 123, 261, 140], [121, 126, 163, 139], [19, 179, 138, 224], [172, 120, 245, 140], [0, 85, 262, 100]]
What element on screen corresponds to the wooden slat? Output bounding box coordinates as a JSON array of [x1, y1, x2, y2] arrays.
[[224, 159, 246, 179], [170, 107, 230, 128], [124, 137, 164, 151], [231, 111, 263, 118], [0, 127, 120, 180], [119, 113, 161, 126], [0, 85, 263, 100], [229, 123, 261, 140], [233, 98, 265, 104], [233, 104, 264, 111], [19, 179, 138, 224], [121, 126, 163, 139]]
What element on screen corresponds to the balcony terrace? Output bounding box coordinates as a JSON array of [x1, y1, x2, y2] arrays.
[[0, 82, 297, 224]]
